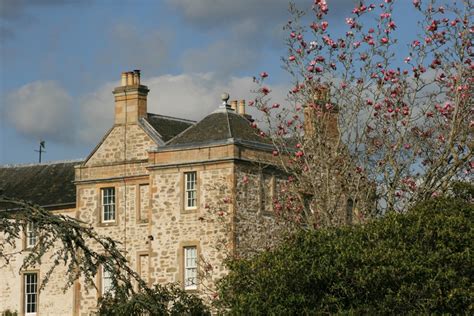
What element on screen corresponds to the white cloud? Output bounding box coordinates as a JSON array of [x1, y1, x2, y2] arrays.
[[5, 74, 290, 146], [5, 81, 74, 142]]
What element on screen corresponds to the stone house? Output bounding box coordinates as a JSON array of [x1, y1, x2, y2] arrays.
[[0, 71, 282, 315]]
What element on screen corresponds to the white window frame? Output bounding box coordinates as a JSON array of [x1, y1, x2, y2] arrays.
[[101, 187, 116, 223], [101, 266, 114, 295], [26, 222, 38, 248], [184, 172, 197, 210], [184, 246, 197, 290], [24, 272, 38, 316]]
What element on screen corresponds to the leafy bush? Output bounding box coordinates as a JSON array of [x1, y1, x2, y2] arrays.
[[98, 283, 210, 316], [216, 197, 473, 314]]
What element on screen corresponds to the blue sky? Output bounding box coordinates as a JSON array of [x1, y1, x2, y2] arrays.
[[0, 0, 428, 164]]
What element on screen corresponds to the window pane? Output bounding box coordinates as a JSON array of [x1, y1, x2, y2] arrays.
[[25, 273, 38, 314], [102, 188, 116, 222], [102, 266, 114, 294], [184, 246, 197, 289]]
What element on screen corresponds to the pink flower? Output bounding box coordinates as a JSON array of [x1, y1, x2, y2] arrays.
[[260, 71, 268, 78], [381, 37, 389, 44], [272, 150, 279, 156], [321, 21, 329, 31], [261, 87, 270, 95], [295, 151, 304, 158], [289, 55, 296, 61], [413, 0, 420, 8], [404, 143, 411, 150]]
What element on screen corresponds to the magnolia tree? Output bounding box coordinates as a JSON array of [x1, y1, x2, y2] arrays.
[[251, 0, 473, 227]]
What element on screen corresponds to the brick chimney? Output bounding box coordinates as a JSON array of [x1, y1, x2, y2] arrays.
[[113, 70, 149, 125], [304, 85, 339, 140]]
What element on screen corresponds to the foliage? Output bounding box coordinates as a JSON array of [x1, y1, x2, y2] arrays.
[[215, 195, 474, 314], [97, 283, 210, 316], [251, 0, 473, 227], [1, 310, 18, 316], [0, 195, 141, 292]]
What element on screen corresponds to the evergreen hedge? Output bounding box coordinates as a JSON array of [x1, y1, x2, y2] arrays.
[[216, 197, 473, 314]]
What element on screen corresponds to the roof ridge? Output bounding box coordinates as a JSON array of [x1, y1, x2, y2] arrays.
[[0, 159, 83, 168], [225, 110, 233, 139], [147, 112, 196, 124]]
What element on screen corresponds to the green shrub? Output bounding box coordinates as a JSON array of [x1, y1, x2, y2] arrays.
[[98, 283, 210, 316], [216, 197, 473, 314]]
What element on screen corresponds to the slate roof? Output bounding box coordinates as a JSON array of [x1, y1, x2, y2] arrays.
[[0, 160, 81, 209], [168, 107, 268, 146], [144, 113, 195, 142]]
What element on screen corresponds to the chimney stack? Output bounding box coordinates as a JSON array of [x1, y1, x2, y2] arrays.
[[304, 85, 339, 140], [113, 70, 149, 125]]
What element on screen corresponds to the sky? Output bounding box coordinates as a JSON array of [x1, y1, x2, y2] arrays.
[[0, 0, 426, 164]]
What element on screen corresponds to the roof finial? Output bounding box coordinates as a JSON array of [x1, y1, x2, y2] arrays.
[[221, 92, 230, 108]]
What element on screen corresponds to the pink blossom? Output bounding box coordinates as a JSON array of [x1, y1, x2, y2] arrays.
[[261, 87, 270, 95], [260, 71, 268, 78], [289, 55, 296, 61], [413, 0, 420, 8], [381, 37, 389, 44], [272, 150, 279, 156], [321, 21, 329, 31], [404, 143, 411, 150]]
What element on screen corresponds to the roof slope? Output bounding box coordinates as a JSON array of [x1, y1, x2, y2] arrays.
[[144, 113, 195, 142], [0, 161, 81, 208], [168, 108, 266, 146]]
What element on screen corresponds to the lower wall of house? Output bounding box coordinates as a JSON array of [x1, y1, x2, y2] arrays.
[[0, 209, 75, 316]]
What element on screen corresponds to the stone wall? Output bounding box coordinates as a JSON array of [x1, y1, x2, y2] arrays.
[[86, 124, 155, 166], [147, 161, 234, 301], [234, 163, 288, 257]]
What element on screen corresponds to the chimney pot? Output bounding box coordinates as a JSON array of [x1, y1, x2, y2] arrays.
[[121, 72, 127, 86], [230, 100, 238, 111], [134, 69, 141, 85], [125, 72, 133, 85], [238, 100, 246, 115]]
